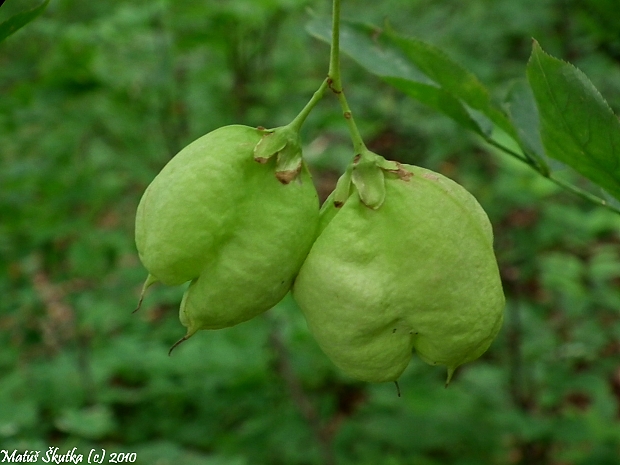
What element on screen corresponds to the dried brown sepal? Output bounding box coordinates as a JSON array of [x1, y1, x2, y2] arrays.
[[276, 167, 302, 185]]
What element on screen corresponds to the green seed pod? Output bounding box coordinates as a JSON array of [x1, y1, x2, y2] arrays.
[[292, 152, 504, 384], [135, 124, 319, 340]]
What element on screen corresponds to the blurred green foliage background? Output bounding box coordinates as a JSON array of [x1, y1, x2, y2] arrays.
[[2, 0, 620, 464]]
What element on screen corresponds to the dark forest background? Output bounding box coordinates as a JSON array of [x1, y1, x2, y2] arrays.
[[2, 0, 620, 464]]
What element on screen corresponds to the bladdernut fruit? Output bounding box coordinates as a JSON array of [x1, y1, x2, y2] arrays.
[[135, 124, 319, 344], [292, 151, 505, 384]]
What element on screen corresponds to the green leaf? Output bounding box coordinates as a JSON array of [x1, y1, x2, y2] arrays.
[[384, 25, 518, 140], [384, 76, 492, 136], [526, 41, 620, 201], [0, 0, 49, 43], [306, 18, 489, 136], [306, 18, 517, 140], [306, 18, 427, 82], [504, 79, 549, 174]]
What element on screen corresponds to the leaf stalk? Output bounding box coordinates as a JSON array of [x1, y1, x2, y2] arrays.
[[328, 0, 367, 154]]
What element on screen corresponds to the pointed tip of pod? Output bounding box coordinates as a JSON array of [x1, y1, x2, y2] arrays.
[[445, 367, 457, 388], [394, 379, 402, 397], [168, 327, 198, 356], [133, 274, 158, 314]]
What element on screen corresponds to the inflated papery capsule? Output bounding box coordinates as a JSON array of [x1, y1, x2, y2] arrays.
[[135, 124, 319, 343], [292, 151, 505, 384]]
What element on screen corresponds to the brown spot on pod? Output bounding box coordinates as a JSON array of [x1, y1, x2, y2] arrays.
[[386, 162, 413, 181]]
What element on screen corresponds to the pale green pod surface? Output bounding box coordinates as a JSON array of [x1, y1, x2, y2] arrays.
[[180, 161, 319, 332], [135, 125, 261, 286], [135, 124, 319, 331], [292, 164, 504, 383]]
